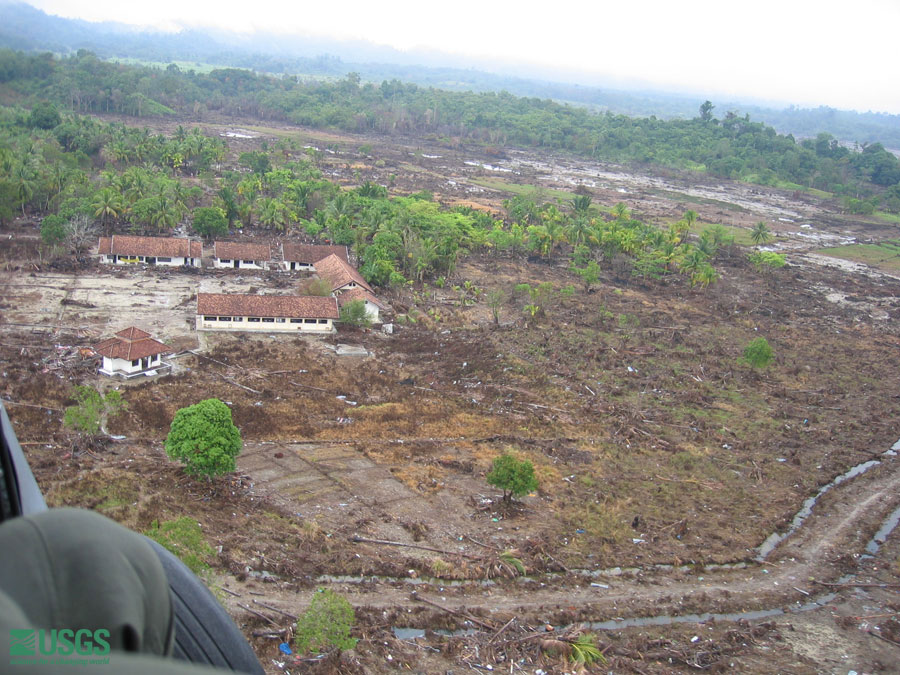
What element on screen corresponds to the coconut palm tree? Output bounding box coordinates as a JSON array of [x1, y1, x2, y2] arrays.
[[750, 221, 772, 245]]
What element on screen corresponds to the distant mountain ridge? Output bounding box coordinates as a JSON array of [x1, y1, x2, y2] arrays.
[[1, 0, 898, 150]]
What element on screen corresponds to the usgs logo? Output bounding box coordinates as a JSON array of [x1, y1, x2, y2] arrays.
[[10, 628, 111, 656]]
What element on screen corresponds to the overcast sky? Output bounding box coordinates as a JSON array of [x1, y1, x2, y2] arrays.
[[26, 0, 900, 114]]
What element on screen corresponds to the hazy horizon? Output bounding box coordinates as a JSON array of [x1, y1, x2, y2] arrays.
[[19, 0, 900, 115]]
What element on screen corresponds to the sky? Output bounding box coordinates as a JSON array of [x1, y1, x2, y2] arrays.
[[24, 0, 900, 114]]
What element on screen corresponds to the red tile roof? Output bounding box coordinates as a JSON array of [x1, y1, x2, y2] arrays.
[[337, 287, 386, 311], [115, 327, 151, 340], [197, 294, 339, 319], [283, 244, 349, 264], [213, 241, 272, 261], [94, 327, 170, 360], [98, 235, 201, 258], [314, 254, 373, 293]]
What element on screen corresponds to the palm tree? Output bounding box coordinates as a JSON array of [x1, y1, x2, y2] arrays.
[[571, 194, 592, 215], [691, 263, 719, 289], [150, 196, 178, 232], [750, 221, 772, 245], [92, 187, 124, 228], [682, 210, 698, 229], [612, 202, 630, 221], [11, 162, 37, 216]]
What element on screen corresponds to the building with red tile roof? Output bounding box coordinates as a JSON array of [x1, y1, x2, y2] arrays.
[[313, 253, 373, 294], [196, 294, 339, 333], [94, 327, 171, 377], [97, 236, 202, 267], [212, 242, 273, 270], [282, 244, 349, 271]]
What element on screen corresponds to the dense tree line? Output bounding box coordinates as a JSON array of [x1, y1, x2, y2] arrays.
[[1, 49, 898, 213], [1, 104, 730, 293]]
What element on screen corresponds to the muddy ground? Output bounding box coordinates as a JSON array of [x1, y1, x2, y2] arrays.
[[2, 121, 900, 673]]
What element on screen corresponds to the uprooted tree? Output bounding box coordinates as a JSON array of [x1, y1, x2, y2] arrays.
[[164, 398, 242, 478], [486, 452, 539, 504]]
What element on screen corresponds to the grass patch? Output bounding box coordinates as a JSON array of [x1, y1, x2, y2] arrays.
[[814, 240, 900, 272], [469, 178, 575, 202], [648, 188, 748, 213], [874, 211, 900, 224]]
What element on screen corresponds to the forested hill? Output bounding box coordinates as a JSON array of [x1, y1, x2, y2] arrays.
[[1, 48, 899, 214], [2, 1, 900, 151]]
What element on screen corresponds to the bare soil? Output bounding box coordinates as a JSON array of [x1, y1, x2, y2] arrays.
[[2, 120, 900, 673]]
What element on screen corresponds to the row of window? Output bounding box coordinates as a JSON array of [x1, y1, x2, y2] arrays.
[[203, 316, 329, 324]]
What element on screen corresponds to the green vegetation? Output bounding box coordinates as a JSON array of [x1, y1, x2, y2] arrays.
[[748, 250, 787, 272], [294, 589, 357, 654], [750, 221, 772, 245], [486, 452, 539, 503], [145, 517, 215, 578], [191, 206, 229, 239], [339, 299, 372, 328], [815, 240, 900, 272], [63, 385, 125, 436], [1, 48, 898, 206], [742, 337, 775, 370], [164, 399, 243, 478]]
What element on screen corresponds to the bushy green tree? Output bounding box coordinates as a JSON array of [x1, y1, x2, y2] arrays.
[[63, 385, 125, 436], [191, 206, 228, 239], [742, 337, 774, 370], [486, 452, 538, 503], [339, 299, 371, 328], [164, 399, 242, 478], [294, 589, 357, 654]]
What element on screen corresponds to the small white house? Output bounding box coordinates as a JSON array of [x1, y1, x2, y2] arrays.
[[98, 235, 202, 267], [337, 288, 387, 324], [196, 294, 339, 333], [94, 327, 171, 378], [212, 242, 272, 270]]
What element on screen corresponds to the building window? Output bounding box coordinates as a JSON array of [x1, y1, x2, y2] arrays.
[[289, 318, 302, 324], [233, 317, 243, 322], [318, 319, 329, 324], [220, 259, 231, 264], [157, 257, 171, 262], [131, 359, 139, 367], [276, 318, 286, 323], [218, 317, 232, 321], [248, 317, 260, 322], [204, 316, 215, 321], [262, 317, 275, 323], [304, 318, 316, 324]]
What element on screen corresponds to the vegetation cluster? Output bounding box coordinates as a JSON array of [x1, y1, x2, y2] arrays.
[[1, 49, 899, 212]]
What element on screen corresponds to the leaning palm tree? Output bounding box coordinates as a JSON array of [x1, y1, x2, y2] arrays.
[[750, 221, 772, 245]]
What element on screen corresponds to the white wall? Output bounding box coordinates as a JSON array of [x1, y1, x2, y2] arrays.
[[196, 315, 334, 333]]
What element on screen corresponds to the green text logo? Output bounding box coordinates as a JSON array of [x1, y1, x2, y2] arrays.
[[9, 630, 35, 656], [9, 628, 110, 658]]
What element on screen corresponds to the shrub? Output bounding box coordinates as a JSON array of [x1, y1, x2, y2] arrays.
[[164, 399, 242, 478], [486, 452, 538, 503], [742, 337, 774, 369], [145, 517, 214, 577], [294, 589, 357, 654], [63, 385, 125, 436], [339, 299, 371, 328]]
